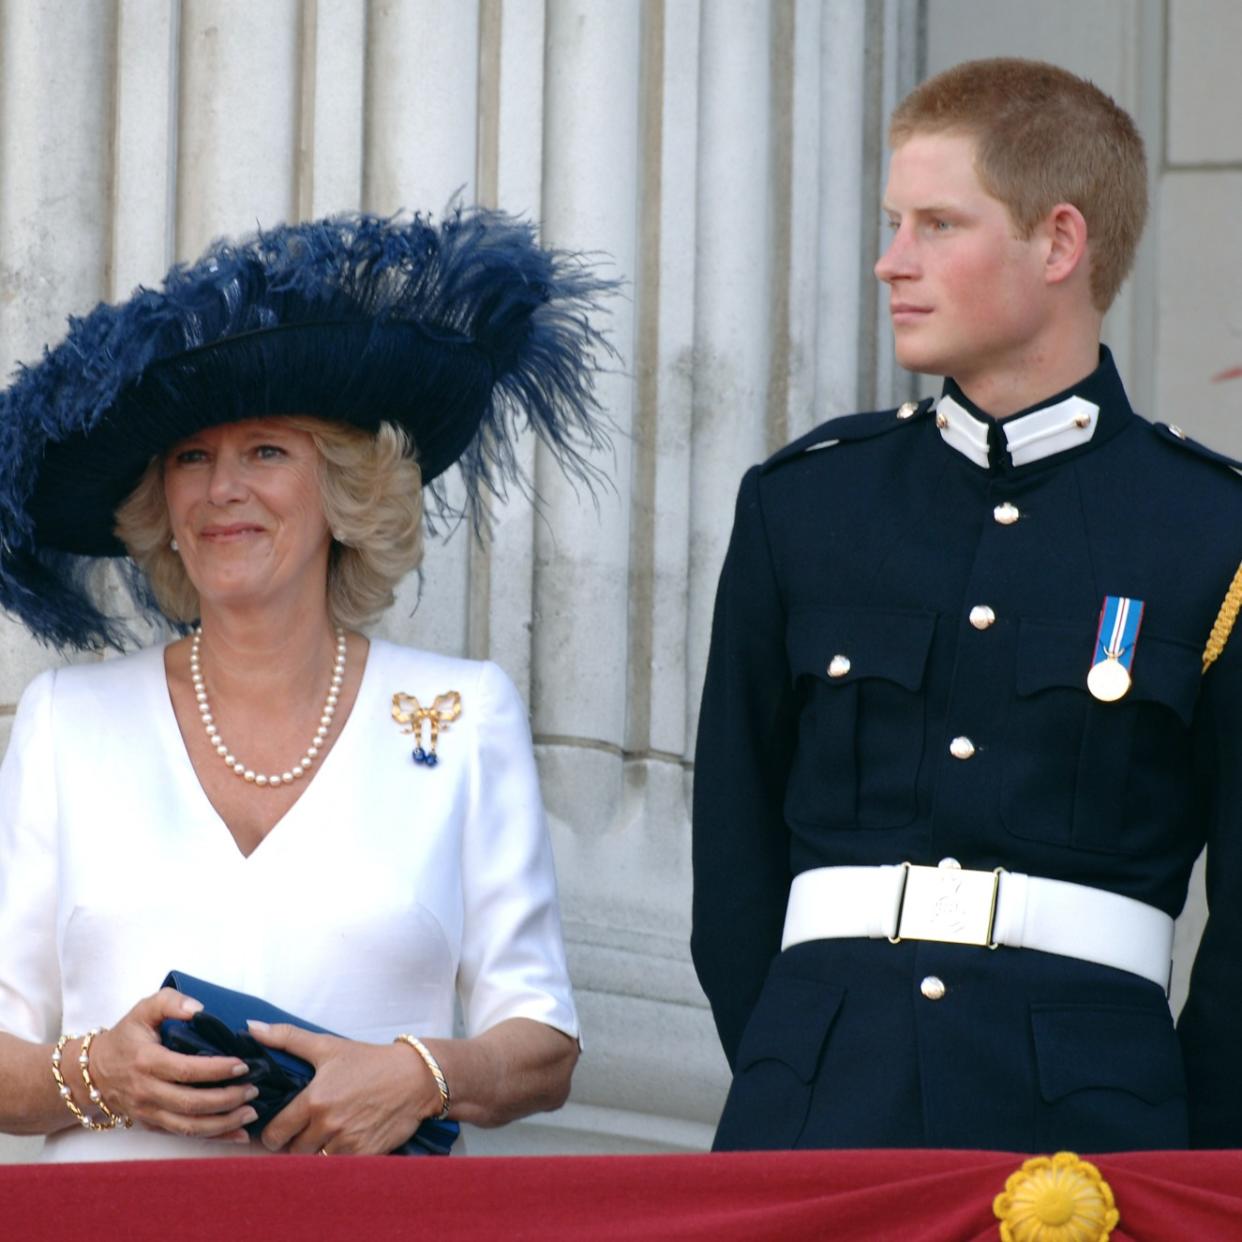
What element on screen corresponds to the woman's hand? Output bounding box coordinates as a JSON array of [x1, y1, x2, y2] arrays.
[[87, 988, 258, 1142], [246, 1021, 441, 1155]]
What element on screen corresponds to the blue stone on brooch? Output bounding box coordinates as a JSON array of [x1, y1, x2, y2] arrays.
[[393, 689, 461, 772]]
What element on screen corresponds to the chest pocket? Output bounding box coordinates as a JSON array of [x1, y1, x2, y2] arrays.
[[1001, 620, 1201, 854], [784, 607, 936, 830]]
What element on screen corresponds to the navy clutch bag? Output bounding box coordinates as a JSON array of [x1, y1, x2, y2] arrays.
[[158, 970, 459, 1156]]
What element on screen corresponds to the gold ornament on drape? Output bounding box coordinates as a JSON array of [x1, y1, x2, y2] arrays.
[[993, 1151, 1119, 1242]]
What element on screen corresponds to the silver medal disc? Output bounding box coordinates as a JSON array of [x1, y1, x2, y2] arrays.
[[1087, 658, 1131, 702]]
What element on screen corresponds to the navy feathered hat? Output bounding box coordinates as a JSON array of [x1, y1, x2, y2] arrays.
[[0, 208, 617, 650]]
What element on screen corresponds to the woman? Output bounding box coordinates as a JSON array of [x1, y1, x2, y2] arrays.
[[0, 210, 615, 1159]]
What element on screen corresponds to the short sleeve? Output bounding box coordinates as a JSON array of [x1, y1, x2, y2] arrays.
[[0, 669, 62, 1043], [456, 661, 578, 1041]]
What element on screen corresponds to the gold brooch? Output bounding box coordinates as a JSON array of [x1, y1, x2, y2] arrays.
[[993, 1151, 1119, 1242], [392, 691, 462, 767]]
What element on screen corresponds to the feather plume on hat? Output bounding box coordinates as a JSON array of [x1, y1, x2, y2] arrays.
[[0, 208, 618, 650]]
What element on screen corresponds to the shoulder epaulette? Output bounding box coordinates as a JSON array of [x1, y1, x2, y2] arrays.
[[1154, 422, 1242, 478], [761, 398, 934, 474], [1149, 424, 1242, 671]]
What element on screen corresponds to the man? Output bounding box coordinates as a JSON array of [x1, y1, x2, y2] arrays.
[[692, 57, 1242, 1153]]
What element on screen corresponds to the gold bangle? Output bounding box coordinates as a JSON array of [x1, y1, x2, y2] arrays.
[[80, 1029, 132, 1129], [394, 1034, 450, 1120], [50, 1034, 111, 1132]]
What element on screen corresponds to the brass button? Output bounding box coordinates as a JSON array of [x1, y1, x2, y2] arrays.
[[897, 401, 918, 420], [920, 976, 946, 1001], [993, 502, 1020, 525], [827, 655, 851, 678], [1073, 411, 1091, 428], [1168, 424, 1186, 440], [935, 411, 949, 430], [949, 736, 976, 760], [969, 605, 996, 630]]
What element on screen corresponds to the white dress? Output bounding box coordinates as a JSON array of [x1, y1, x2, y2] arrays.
[[0, 638, 578, 1161]]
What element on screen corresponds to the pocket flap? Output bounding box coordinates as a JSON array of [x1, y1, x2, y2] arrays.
[[787, 607, 936, 691], [1015, 621, 1201, 725], [735, 972, 846, 1082], [1031, 1004, 1185, 1105]]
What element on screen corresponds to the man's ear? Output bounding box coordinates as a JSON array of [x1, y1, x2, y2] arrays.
[[1043, 202, 1089, 288]]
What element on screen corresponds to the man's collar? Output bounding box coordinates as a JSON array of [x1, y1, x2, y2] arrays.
[[935, 347, 1132, 472]]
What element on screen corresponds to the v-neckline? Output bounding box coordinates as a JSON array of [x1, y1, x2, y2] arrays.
[[155, 636, 380, 861]]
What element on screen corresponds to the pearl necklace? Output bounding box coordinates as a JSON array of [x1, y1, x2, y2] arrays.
[[190, 626, 347, 788]]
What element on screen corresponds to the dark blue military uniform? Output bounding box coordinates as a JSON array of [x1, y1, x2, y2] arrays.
[[691, 349, 1242, 1152]]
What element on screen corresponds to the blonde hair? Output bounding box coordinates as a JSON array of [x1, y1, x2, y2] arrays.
[[889, 58, 1147, 311], [114, 418, 424, 629]]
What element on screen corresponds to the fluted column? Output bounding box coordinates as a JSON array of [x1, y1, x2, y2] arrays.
[[113, 0, 179, 298], [364, 0, 481, 660], [0, 0, 117, 701], [531, 0, 639, 809], [685, 0, 774, 750], [177, 0, 301, 258], [815, 0, 868, 419], [299, 0, 367, 219], [470, 0, 546, 691]]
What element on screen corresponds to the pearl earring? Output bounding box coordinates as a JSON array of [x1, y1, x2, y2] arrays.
[[332, 530, 346, 545], [170, 537, 180, 552]]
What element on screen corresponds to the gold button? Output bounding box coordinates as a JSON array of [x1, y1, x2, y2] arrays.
[[897, 401, 918, 420], [827, 655, 851, 678], [1073, 412, 1091, 428], [1168, 424, 1186, 440], [935, 411, 949, 430], [950, 736, 976, 760], [920, 976, 946, 1001], [969, 605, 996, 630], [993, 502, 1020, 525]]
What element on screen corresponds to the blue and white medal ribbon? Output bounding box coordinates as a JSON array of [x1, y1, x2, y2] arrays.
[[1087, 595, 1144, 702]]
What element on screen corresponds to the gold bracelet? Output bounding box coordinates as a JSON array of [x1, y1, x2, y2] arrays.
[[394, 1034, 450, 1120], [80, 1029, 131, 1129], [50, 1034, 112, 1131]]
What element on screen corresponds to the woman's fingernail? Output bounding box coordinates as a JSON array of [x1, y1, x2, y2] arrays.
[[241, 1107, 259, 1124], [232, 1131, 251, 1144], [246, 1019, 270, 1034], [244, 1085, 259, 1101], [180, 998, 204, 1016], [232, 1062, 249, 1077]]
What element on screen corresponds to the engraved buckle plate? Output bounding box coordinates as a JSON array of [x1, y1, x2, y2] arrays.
[[891, 863, 1002, 947]]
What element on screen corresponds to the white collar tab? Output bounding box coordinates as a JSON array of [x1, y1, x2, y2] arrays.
[[935, 392, 1100, 470], [934, 394, 991, 468]]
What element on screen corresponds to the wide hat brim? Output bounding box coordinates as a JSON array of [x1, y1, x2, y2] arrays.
[[0, 209, 617, 648], [30, 320, 493, 556]]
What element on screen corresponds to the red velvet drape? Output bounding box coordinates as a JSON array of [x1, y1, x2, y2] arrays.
[[3, 1149, 1240, 1240]]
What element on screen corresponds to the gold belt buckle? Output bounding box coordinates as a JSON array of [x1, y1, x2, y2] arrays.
[[889, 862, 1003, 948]]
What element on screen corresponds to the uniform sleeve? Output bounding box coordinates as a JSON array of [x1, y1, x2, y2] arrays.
[[456, 660, 578, 1041], [0, 669, 62, 1044], [1177, 628, 1242, 1147], [691, 466, 796, 1068]]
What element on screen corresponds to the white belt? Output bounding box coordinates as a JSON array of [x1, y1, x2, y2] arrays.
[[781, 863, 1174, 992]]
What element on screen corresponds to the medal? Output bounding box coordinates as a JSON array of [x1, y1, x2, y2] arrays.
[[1086, 658, 1131, 702], [1087, 595, 1144, 702]]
